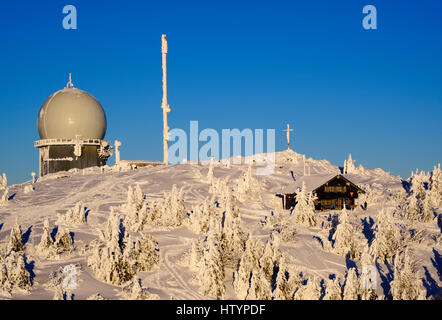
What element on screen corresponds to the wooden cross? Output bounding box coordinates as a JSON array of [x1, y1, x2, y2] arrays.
[[283, 123, 294, 150]]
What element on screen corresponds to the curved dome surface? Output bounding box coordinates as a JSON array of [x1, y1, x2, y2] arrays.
[[37, 87, 107, 140]]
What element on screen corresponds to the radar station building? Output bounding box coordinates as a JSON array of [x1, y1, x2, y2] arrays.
[[34, 75, 113, 177]]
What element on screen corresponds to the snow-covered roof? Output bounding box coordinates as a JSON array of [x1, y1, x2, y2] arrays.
[[280, 173, 364, 194]]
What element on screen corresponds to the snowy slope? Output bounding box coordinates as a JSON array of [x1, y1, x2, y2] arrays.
[[0, 150, 440, 300]]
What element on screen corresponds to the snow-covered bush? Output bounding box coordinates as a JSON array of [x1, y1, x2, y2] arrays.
[[0, 251, 32, 296], [23, 185, 34, 194], [291, 182, 317, 227], [57, 202, 87, 226]]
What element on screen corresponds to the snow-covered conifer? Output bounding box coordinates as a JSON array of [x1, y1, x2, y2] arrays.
[[54, 227, 74, 253], [7, 218, 24, 253], [57, 202, 87, 226], [323, 278, 342, 300], [0, 251, 32, 296], [0, 188, 8, 206], [293, 276, 321, 300], [343, 268, 359, 300], [0, 173, 7, 190], [359, 245, 377, 300], [332, 207, 358, 259], [370, 209, 401, 263], [247, 268, 272, 300], [291, 182, 317, 227], [390, 248, 426, 300], [197, 226, 225, 298]]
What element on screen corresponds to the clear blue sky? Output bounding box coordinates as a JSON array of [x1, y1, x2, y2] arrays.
[[0, 0, 441, 184]]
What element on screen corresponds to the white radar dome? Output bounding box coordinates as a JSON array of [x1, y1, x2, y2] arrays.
[[37, 86, 107, 140]]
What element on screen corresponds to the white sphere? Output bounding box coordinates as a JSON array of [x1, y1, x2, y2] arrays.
[[37, 87, 107, 140]]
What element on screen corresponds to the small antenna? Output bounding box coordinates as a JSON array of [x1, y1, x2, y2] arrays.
[[66, 73, 75, 88]]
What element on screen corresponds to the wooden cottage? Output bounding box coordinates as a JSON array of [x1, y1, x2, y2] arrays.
[[278, 174, 365, 211]]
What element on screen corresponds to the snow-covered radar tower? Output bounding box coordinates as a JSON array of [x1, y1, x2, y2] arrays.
[[34, 74, 113, 176]]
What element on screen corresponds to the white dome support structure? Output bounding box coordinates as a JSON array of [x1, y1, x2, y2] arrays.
[[114, 140, 122, 165], [161, 34, 171, 165], [31, 172, 36, 184]]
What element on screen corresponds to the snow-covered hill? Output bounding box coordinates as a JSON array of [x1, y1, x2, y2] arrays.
[[0, 150, 440, 300]]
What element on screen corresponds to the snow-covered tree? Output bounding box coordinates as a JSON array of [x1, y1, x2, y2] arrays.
[[359, 245, 377, 300], [429, 163, 442, 207], [323, 278, 342, 300], [291, 182, 317, 227], [236, 165, 261, 202], [206, 156, 214, 183], [293, 276, 321, 300], [197, 226, 225, 298], [332, 206, 358, 259], [54, 227, 74, 253], [35, 219, 57, 259], [0, 188, 8, 206], [57, 202, 87, 226], [187, 197, 215, 235], [7, 218, 24, 253], [343, 268, 359, 300], [273, 254, 294, 300], [0, 173, 7, 190], [233, 236, 264, 299], [390, 248, 426, 300], [343, 154, 356, 174], [247, 268, 272, 300], [370, 209, 401, 263], [0, 251, 32, 296]]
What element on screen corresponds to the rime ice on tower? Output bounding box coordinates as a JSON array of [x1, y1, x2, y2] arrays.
[[34, 74, 113, 177]]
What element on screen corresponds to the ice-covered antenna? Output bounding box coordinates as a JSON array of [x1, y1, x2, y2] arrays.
[[161, 34, 171, 165], [66, 73, 75, 88]]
